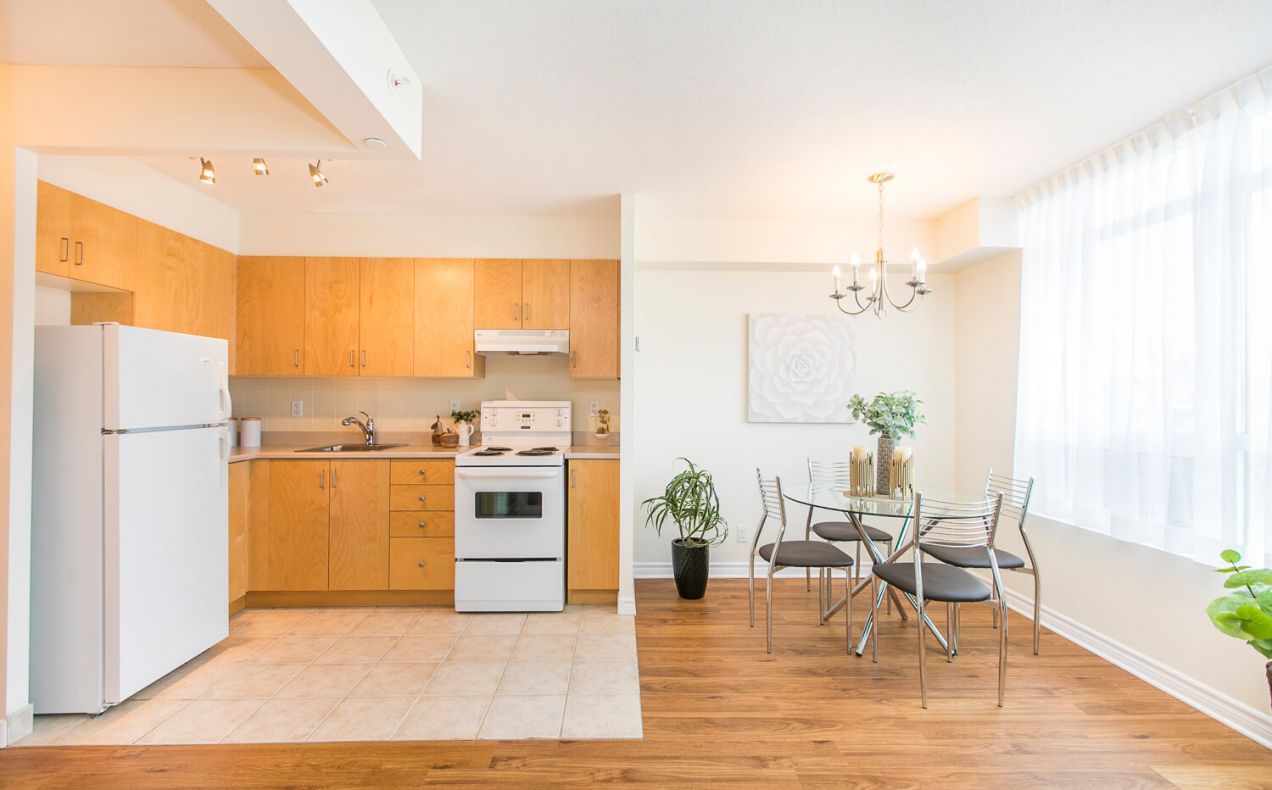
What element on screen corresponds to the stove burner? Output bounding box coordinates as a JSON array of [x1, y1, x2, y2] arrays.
[[472, 449, 507, 457], [517, 447, 559, 456], [483, 446, 512, 452]]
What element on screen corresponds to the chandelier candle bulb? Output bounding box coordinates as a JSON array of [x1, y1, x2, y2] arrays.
[[832, 265, 842, 292]]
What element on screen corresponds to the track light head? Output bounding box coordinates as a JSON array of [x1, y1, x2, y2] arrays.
[[198, 158, 216, 185], [252, 158, 269, 176], [309, 160, 328, 187]]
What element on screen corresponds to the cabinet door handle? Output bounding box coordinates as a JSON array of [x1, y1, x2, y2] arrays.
[[294, 349, 300, 367], [417, 520, 427, 529], [524, 302, 530, 321], [570, 468, 577, 488], [571, 350, 578, 369], [417, 468, 427, 479], [418, 495, 427, 503], [465, 350, 471, 369], [319, 468, 325, 489], [58, 237, 69, 262], [349, 350, 355, 367], [332, 468, 338, 489], [361, 350, 367, 368], [417, 560, 426, 568], [74, 241, 84, 266]]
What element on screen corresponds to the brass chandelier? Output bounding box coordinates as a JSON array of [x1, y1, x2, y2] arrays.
[[830, 172, 931, 317]]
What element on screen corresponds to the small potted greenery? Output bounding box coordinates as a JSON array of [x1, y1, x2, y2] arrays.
[[641, 458, 727, 599], [450, 409, 479, 447], [594, 409, 611, 445], [1206, 549, 1272, 709], [847, 390, 925, 495]]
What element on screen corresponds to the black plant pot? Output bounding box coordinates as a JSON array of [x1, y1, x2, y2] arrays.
[[671, 539, 710, 600]]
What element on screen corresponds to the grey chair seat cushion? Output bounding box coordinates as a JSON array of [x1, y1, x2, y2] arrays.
[[758, 540, 853, 568], [873, 562, 991, 602], [921, 544, 1026, 570], [811, 521, 893, 544]]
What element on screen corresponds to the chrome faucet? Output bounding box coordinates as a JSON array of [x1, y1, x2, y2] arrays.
[[341, 411, 378, 446]]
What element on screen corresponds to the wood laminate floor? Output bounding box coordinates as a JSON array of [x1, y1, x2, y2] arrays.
[[2, 579, 1269, 789]]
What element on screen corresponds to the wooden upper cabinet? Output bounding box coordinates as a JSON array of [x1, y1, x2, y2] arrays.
[[304, 257, 361, 377], [266, 461, 330, 592], [415, 259, 484, 378], [473, 259, 523, 329], [69, 191, 137, 291], [36, 181, 73, 277], [359, 258, 414, 376], [521, 259, 571, 329], [328, 460, 390, 590], [236, 257, 305, 376], [567, 460, 620, 591], [569, 260, 620, 379]]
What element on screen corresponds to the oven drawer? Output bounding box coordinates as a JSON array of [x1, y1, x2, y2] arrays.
[[389, 537, 454, 590], [390, 511, 454, 538], [390, 459, 454, 485], [455, 560, 564, 612], [390, 484, 455, 511]]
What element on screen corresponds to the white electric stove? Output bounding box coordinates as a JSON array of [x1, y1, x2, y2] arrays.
[[453, 401, 571, 612]]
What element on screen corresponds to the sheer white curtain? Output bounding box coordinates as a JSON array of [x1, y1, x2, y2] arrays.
[[1015, 67, 1272, 567]]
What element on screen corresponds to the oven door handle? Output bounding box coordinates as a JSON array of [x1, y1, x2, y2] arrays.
[[455, 468, 561, 479]]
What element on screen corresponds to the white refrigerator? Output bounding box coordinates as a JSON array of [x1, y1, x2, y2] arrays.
[[32, 324, 232, 714]]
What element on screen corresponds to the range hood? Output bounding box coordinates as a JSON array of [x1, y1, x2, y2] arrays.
[[474, 329, 570, 355]]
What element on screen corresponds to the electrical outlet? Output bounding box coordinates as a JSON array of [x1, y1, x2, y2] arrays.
[[735, 525, 748, 544], [290, 400, 304, 418], [449, 400, 460, 411], [590, 400, 599, 415]]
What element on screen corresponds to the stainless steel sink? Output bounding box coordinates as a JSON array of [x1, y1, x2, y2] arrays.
[[296, 444, 407, 453]]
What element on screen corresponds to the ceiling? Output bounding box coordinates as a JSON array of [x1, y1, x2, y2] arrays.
[[0, 0, 267, 68], [16, 1, 1272, 219]]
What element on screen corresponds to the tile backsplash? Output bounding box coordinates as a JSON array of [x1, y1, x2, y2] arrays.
[[229, 354, 619, 434]]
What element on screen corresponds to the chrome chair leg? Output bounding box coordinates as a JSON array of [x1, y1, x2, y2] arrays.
[[765, 570, 774, 654], [804, 508, 814, 592], [945, 602, 954, 663], [855, 542, 862, 584], [845, 568, 853, 654], [998, 599, 1008, 707], [991, 601, 999, 630], [748, 552, 756, 627], [917, 599, 928, 709], [817, 569, 826, 624], [1032, 571, 1042, 656], [870, 573, 879, 663]]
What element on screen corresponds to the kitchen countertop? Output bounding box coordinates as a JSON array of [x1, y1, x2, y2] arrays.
[[229, 444, 619, 463]]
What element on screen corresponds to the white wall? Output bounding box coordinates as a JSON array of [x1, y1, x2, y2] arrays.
[[239, 211, 620, 258], [953, 252, 1272, 739], [32, 287, 69, 326], [39, 156, 241, 253], [632, 266, 956, 570]]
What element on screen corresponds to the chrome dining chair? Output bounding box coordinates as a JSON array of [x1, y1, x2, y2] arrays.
[[804, 459, 895, 588], [749, 470, 855, 654], [921, 471, 1041, 654], [870, 492, 1008, 708]]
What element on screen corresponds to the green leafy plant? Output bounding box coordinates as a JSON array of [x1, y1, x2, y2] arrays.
[[847, 390, 925, 439], [450, 409, 479, 424], [641, 458, 727, 547], [595, 409, 611, 435], [1206, 549, 1272, 659]]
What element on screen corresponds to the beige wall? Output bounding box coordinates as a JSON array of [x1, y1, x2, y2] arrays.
[[952, 252, 1272, 726]]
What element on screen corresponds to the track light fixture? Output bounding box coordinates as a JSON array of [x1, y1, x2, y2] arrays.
[[198, 158, 216, 185], [252, 158, 269, 176], [309, 159, 328, 187]]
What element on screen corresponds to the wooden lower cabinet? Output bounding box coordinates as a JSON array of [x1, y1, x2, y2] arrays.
[[390, 537, 454, 590], [390, 484, 455, 512], [266, 461, 330, 591], [228, 462, 250, 605], [390, 458, 455, 485], [390, 511, 454, 538], [567, 459, 620, 593], [328, 460, 390, 591]]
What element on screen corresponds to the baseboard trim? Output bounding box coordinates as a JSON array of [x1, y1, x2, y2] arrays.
[[998, 586, 1272, 749], [3, 704, 34, 747], [617, 594, 637, 616], [567, 589, 617, 605]]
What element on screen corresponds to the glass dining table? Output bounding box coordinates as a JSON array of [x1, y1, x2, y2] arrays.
[[781, 481, 954, 657]]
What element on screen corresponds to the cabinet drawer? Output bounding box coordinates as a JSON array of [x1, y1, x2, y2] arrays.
[[390, 459, 454, 485], [390, 484, 454, 511], [390, 511, 454, 537], [390, 537, 454, 590]]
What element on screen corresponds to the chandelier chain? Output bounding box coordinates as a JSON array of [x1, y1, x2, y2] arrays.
[[878, 180, 885, 253]]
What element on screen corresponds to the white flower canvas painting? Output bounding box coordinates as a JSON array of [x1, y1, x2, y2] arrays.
[[747, 313, 856, 423]]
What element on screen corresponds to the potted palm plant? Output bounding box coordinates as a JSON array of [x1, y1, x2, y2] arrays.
[[642, 458, 727, 599], [847, 390, 925, 495], [1206, 549, 1272, 709]]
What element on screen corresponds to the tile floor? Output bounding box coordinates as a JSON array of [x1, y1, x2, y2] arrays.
[[16, 605, 642, 745]]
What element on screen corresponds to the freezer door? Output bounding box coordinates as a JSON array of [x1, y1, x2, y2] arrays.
[[104, 426, 229, 704], [104, 324, 231, 431]]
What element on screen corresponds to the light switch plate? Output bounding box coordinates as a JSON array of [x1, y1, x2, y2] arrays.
[[290, 400, 304, 417], [449, 400, 460, 411], [589, 400, 599, 415]]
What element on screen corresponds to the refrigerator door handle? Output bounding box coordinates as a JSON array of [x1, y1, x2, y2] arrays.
[[202, 357, 233, 422]]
